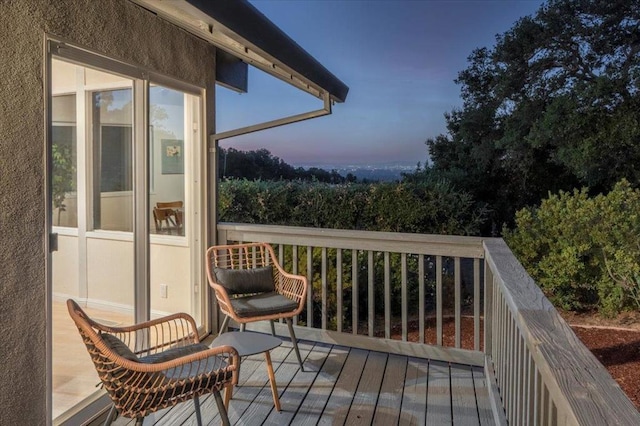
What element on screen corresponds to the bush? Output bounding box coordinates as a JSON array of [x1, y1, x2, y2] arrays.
[[504, 180, 640, 316], [219, 179, 488, 235]]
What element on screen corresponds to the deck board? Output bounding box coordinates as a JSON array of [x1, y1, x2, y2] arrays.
[[399, 357, 430, 425], [426, 360, 453, 425], [288, 345, 350, 426], [317, 348, 368, 426], [343, 350, 388, 425], [262, 342, 332, 425], [372, 353, 407, 425], [451, 364, 479, 425], [86, 336, 493, 426]]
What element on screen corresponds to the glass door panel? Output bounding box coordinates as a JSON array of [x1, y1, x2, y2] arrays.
[[149, 84, 202, 325], [51, 59, 135, 420]]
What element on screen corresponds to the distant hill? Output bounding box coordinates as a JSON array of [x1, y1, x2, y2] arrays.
[[297, 163, 417, 182]]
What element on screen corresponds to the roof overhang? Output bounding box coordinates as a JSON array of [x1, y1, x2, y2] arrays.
[[130, 0, 348, 103]]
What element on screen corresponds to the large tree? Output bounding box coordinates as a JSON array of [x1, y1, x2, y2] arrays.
[[420, 0, 640, 232]]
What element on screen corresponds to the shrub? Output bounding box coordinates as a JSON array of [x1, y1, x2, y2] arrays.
[[504, 180, 640, 316]]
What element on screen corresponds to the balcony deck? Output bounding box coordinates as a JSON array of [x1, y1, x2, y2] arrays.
[[92, 335, 493, 426]]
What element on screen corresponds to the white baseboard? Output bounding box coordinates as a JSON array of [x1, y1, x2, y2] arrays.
[[54, 292, 172, 319]]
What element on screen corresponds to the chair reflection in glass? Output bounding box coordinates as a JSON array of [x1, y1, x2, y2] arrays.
[[153, 201, 183, 234]]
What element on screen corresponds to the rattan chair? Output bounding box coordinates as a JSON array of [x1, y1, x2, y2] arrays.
[[206, 242, 308, 371], [67, 299, 239, 426]]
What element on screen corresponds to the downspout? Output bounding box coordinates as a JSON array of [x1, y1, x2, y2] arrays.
[[209, 89, 331, 242], [211, 91, 331, 141], [206, 92, 331, 330], [208, 90, 331, 240]]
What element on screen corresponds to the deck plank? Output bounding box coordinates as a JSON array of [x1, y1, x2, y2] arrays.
[[86, 341, 491, 426], [372, 353, 407, 425], [472, 366, 495, 426], [288, 345, 350, 426], [317, 348, 368, 426], [261, 342, 332, 425], [236, 340, 315, 426], [426, 360, 452, 425], [344, 350, 388, 425], [225, 343, 293, 425], [399, 357, 429, 425], [451, 363, 479, 426]]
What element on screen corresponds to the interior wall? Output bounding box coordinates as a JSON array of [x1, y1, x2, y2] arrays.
[[0, 0, 215, 424]]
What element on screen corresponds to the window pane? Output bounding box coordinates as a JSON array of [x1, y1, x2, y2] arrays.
[[92, 89, 133, 231], [52, 94, 77, 227], [149, 85, 185, 236]]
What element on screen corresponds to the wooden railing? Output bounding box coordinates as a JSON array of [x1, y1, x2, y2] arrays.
[[216, 223, 640, 425]]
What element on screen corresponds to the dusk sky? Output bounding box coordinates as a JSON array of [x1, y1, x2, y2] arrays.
[[216, 0, 545, 167]]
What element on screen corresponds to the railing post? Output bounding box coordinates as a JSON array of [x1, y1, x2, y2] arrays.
[[483, 258, 494, 357]]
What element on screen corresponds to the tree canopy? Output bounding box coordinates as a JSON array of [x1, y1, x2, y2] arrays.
[[218, 147, 348, 183], [412, 0, 640, 233]]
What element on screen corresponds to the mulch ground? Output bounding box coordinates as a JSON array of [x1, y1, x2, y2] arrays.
[[370, 315, 640, 411], [571, 326, 640, 409]]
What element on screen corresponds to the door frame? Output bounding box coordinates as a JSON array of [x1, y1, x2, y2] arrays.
[[45, 38, 208, 424]]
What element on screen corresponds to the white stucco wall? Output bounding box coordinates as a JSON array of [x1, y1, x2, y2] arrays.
[[0, 1, 215, 423]]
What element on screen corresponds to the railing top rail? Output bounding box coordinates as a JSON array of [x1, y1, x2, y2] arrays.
[[484, 239, 640, 425], [218, 223, 488, 258]]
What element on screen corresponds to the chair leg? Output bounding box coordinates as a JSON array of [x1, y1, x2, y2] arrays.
[[269, 319, 276, 336], [219, 315, 230, 334], [240, 323, 246, 332], [214, 390, 231, 426], [194, 395, 203, 426], [286, 318, 304, 371], [135, 418, 144, 426], [104, 404, 117, 426]]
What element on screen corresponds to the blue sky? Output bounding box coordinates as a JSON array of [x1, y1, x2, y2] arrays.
[[216, 0, 545, 167]]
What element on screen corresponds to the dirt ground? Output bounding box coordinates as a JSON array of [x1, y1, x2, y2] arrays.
[[378, 312, 640, 410]]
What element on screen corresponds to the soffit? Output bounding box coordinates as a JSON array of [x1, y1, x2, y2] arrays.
[[130, 0, 348, 103]]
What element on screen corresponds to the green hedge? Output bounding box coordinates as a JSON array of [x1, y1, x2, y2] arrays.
[[219, 179, 488, 236], [504, 180, 640, 316]]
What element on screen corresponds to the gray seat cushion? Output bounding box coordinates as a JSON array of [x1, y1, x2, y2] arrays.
[[139, 343, 229, 382], [213, 266, 275, 295], [138, 343, 209, 364], [230, 292, 298, 318]]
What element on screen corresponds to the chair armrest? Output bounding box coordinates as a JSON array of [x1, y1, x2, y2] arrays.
[[106, 345, 240, 396], [272, 267, 308, 311], [97, 312, 200, 353]]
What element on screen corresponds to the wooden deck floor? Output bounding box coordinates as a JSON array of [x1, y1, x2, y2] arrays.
[[92, 337, 494, 426]]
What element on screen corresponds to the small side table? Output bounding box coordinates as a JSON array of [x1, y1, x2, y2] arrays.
[[212, 331, 282, 411]]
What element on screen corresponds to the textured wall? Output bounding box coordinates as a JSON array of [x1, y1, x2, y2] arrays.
[[0, 0, 215, 424]]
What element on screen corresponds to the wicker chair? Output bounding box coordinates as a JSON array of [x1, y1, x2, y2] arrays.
[[67, 299, 239, 426], [206, 242, 308, 371]]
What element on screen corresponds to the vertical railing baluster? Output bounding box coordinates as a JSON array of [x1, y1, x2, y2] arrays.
[[516, 333, 523, 424], [527, 351, 535, 425], [474, 258, 480, 351], [384, 252, 391, 339], [307, 246, 313, 328], [401, 253, 408, 342], [418, 254, 425, 344], [352, 249, 358, 335], [292, 245, 298, 325], [436, 255, 443, 346], [336, 248, 343, 333], [278, 244, 284, 268], [454, 257, 461, 348], [368, 250, 374, 337], [541, 384, 549, 426], [485, 260, 494, 357], [322, 247, 327, 330]]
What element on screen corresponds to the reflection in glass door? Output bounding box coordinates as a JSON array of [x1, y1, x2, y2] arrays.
[[149, 84, 202, 325], [50, 53, 205, 422], [51, 59, 135, 420]]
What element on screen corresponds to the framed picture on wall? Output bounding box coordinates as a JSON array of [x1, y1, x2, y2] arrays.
[[161, 139, 183, 174]]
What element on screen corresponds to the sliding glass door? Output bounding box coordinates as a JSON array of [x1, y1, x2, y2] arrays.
[[49, 49, 204, 422]]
